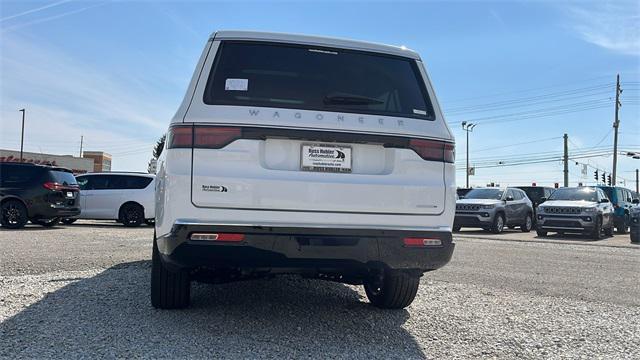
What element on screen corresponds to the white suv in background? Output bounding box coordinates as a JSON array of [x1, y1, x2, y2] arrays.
[[153, 31, 456, 309], [66, 172, 155, 227]]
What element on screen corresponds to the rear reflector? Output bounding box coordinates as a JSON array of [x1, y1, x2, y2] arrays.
[[190, 233, 245, 242], [408, 139, 455, 163], [403, 237, 442, 247]]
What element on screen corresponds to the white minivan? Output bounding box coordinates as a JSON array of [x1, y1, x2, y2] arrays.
[[153, 31, 456, 309], [68, 172, 155, 227]]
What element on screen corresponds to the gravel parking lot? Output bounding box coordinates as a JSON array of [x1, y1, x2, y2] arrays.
[[1, 221, 639, 359]]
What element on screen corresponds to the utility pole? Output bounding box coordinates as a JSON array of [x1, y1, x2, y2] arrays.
[[462, 121, 477, 188], [563, 134, 569, 187], [18, 109, 25, 162], [612, 74, 622, 185], [636, 169, 639, 194], [79, 135, 84, 158]]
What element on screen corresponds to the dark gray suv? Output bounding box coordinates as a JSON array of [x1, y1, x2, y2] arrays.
[[454, 187, 534, 234]]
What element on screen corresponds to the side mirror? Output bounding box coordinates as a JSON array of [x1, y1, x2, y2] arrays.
[[540, 197, 547, 203], [633, 198, 639, 204], [505, 196, 514, 201], [600, 198, 610, 203], [459, 195, 465, 199]]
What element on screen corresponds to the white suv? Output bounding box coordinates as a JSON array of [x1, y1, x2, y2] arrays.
[[153, 31, 456, 309], [69, 172, 155, 227]]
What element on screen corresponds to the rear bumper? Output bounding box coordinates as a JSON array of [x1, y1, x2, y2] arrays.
[[28, 201, 81, 219], [156, 224, 454, 273]]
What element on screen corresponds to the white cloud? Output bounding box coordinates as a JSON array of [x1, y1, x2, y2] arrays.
[[0, 33, 171, 171], [567, 1, 640, 56]]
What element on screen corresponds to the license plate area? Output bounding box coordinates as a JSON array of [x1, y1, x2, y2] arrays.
[[300, 143, 352, 173]]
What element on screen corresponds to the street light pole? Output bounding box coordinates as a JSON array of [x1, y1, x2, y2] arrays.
[[462, 121, 477, 188], [18, 109, 25, 162]]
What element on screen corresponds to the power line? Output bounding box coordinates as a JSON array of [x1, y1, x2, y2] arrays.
[[443, 75, 613, 105], [447, 102, 612, 126], [472, 136, 562, 153], [445, 84, 612, 114]]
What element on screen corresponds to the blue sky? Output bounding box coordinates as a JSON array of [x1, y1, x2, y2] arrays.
[[1, 0, 639, 188]]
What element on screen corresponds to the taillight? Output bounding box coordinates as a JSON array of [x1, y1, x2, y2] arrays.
[[167, 126, 242, 149], [43, 182, 63, 191], [194, 127, 241, 149], [167, 126, 193, 148], [43, 182, 78, 191], [408, 139, 455, 163]]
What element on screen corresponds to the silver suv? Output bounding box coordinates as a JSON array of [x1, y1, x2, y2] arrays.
[[454, 188, 533, 234], [536, 187, 614, 240]]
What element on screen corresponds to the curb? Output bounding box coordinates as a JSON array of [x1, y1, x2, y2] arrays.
[[453, 234, 639, 250]]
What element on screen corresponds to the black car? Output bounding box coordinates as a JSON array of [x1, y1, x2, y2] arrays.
[[515, 186, 555, 218], [0, 162, 81, 229], [456, 188, 473, 198]]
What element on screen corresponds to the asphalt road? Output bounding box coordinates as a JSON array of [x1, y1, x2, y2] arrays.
[[1, 221, 639, 359]]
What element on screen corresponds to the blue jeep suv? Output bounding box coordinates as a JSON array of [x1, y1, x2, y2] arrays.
[[597, 186, 635, 234]]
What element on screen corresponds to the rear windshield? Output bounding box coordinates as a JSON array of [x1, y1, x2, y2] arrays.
[[204, 41, 435, 120], [49, 170, 78, 186], [464, 188, 504, 200], [548, 188, 597, 202]]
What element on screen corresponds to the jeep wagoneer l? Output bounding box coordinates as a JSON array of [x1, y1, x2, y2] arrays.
[[152, 31, 456, 309]]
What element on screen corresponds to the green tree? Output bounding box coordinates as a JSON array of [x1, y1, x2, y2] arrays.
[[153, 134, 166, 159]]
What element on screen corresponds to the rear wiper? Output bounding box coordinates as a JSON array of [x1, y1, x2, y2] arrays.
[[323, 93, 384, 105]]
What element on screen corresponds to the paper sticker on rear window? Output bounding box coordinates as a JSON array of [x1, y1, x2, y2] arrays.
[[413, 109, 427, 115], [225, 78, 248, 91]]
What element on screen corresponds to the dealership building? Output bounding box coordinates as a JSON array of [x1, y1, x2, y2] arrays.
[[0, 149, 112, 174]]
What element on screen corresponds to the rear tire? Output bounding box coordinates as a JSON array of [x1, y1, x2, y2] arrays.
[[32, 218, 60, 228], [453, 226, 461, 232], [521, 213, 533, 232], [536, 229, 547, 237], [364, 270, 420, 309], [61, 218, 77, 225], [120, 203, 144, 227], [1, 200, 28, 229], [151, 237, 190, 309], [490, 213, 505, 234]]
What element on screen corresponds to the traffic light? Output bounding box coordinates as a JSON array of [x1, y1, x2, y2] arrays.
[[607, 175, 612, 186], [602, 172, 606, 183], [594, 170, 598, 181], [554, 182, 559, 188]]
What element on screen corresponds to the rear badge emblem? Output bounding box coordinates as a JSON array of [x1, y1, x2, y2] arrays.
[[202, 185, 228, 193]]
